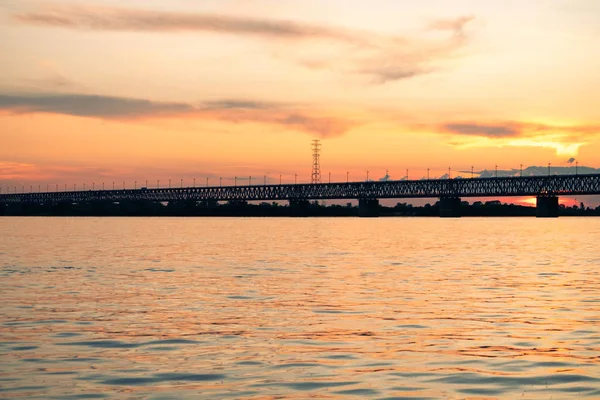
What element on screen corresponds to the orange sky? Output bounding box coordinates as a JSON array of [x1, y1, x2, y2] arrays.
[[1, 0, 599, 199]]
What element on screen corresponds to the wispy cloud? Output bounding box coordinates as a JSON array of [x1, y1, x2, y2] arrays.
[[14, 5, 367, 42], [283, 15, 476, 84], [0, 93, 193, 118], [441, 122, 520, 137], [0, 92, 356, 137], [0, 161, 38, 180], [440, 121, 600, 156], [14, 5, 475, 84]]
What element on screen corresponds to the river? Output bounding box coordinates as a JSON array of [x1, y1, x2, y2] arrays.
[[1, 217, 599, 399]]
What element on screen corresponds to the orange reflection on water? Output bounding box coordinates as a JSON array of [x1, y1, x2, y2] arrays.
[[0, 217, 599, 399]]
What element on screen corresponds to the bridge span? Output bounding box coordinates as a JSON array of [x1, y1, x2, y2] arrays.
[[1, 174, 599, 217]]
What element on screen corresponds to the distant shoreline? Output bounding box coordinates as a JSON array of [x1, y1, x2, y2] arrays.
[[2, 201, 598, 217]]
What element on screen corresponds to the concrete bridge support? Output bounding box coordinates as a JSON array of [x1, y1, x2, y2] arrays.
[[439, 196, 462, 218], [536, 196, 559, 218], [289, 199, 310, 217], [358, 198, 380, 218]]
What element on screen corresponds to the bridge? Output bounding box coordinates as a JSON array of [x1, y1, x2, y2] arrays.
[[1, 174, 599, 217]]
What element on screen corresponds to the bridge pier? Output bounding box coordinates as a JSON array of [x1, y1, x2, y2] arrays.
[[358, 198, 380, 218], [536, 196, 559, 218], [439, 197, 462, 218], [289, 199, 310, 217], [198, 200, 218, 209]]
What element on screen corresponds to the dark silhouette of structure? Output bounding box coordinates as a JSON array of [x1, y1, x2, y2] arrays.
[[311, 139, 322, 184], [1, 174, 599, 218]]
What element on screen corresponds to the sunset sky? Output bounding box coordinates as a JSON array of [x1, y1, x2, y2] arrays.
[[1, 0, 599, 196]]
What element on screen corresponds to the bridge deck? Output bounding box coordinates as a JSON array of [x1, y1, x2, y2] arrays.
[[1, 174, 600, 204]]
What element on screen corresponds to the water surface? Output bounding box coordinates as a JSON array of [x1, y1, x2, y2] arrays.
[[1, 217, 599, 399]]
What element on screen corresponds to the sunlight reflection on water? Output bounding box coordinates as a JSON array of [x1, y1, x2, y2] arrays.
[[0, 217, 599, 399]]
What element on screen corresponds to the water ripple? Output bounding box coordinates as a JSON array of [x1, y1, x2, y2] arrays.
[[0, 217, 599, 399]]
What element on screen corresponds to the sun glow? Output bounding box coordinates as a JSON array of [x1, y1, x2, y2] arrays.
[[507, 139, 584, 156]]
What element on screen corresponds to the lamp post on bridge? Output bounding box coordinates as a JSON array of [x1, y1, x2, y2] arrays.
[[235, 176, 237, 187], [264, 175, 266, 186], [495, 165, 498, 178], [83, 183, 86, 191], [113, 182, 115, 190], [448, 167, 451, 179], [294, 174, 297, 185], [180, 178, 183, 188], [329, 172, 331, 184], [471, 166, 474, 179], [169, 179, 171, 189], [548, 163, 551, 176], [92, 182, 95, 191], [520, 164, 523, 177], [249, 176, 252, 186], [279, 174, 282, 185], [102, 182, 104, 190], [347, 171, 349, 183], [366, 170, 369, 181], [427, 168, 430, 180], [576, 161, 579, 175], [122, 181, 125, 190], [220, 177, 222, 187], [157, 180, 159, 189], [193, 178, 195, 188], [134, 181, 136, 190], [206, 177, 208, 187], [406, 169, 409, 180]]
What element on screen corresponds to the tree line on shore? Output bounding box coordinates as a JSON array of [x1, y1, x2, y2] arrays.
[[1, 199, 599, 217]]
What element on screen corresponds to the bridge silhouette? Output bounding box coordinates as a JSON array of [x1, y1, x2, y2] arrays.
[[1, 174, 599, 217]]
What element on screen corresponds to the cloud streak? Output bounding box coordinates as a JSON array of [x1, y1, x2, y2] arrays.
[[0, 93, 193, 118], [14, 5, 367, 42], [442, 123, 520, 137], [14, 5, 475, 84], [440, 121, 600, 156], [0, 92, 355, 138]]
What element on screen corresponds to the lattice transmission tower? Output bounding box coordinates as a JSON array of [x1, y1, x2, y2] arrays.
[[311, 139, 322, 184]]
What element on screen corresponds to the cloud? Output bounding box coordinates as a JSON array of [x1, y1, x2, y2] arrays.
[[0, 92, 355, 137], [197, 100, 355, 137], [278, 114, 354, 138], [442, 123, 520, 137], [439, 120, 600, 156], [293, 15, 476, 84], [428, 15, 475, 39], [202, 100, 277, 110], [14, 5, 475, 84], [14, 5, 365, 42], [0, 162, 38, 180], [0, 93, 193, 118]]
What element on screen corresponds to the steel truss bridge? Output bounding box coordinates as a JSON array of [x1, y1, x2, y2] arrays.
[[1, 174, 599, 205]]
